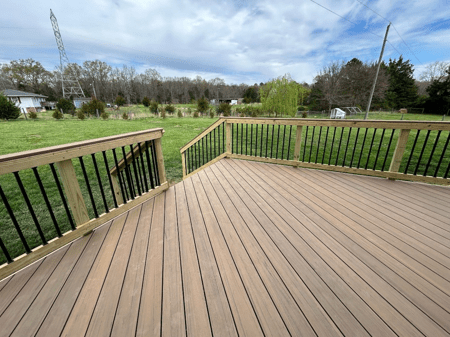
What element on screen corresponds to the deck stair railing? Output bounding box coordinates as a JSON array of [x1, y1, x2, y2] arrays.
[[0, 128, 168, 279], [181, 117, 450, 186]]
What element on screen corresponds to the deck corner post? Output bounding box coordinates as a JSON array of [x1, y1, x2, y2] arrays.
[[55, 159, 90, 226], [154, 138, 167, 184], [181, 151, 187, 179], [226, 121, 232, 156], [294, 125, 303, 161], [389, 129, 411, 173]]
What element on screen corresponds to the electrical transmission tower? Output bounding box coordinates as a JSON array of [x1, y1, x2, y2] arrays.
[[50, 9, 85, 99]]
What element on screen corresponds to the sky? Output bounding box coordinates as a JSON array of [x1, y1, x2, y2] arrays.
[[1, 0, 450, 85]]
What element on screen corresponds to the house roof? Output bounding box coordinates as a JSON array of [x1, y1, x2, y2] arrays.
[[1, 89, 47, 98]]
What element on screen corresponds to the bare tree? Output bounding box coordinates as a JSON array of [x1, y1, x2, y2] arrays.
[[420, 61, 450, 82]]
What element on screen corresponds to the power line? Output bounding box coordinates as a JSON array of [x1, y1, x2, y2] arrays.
[[353, 0, 423, 64]]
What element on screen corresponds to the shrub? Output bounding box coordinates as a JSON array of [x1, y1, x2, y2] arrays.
[[193, 110, 199, 118], [165, 104, 175, 114], [81, 97, 105, 116], [28, 111, 38, 119], [115, 95, 126, 106], [187, 107, 192, 115], [149, 100, 159, 114], [142, 96, 151, 107], [217, 102, 231, 116], [209, 109, 215, 118], [77, 111, 86, 120], [101, 112, 109, 120], [197, 97, 209, 113], [0, 94, 21, 119], [52, 109, 64, 119], [56, 98, 75, 114], [160, 107, 166, 119], [122, 112, 129, 120], [302, 111, 308, 118], [177, 109, 182, 118]]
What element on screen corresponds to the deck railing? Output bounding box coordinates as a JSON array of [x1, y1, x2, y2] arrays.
[[180, 117, 450, 185], [0, 128, 168, 279]]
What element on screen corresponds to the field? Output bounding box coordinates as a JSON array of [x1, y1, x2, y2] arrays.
[[1, 108, 448, 264]]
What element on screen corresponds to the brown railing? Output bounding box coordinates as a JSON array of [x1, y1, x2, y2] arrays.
[[0, 128, 168, 279], [181, 118, 450, 185]]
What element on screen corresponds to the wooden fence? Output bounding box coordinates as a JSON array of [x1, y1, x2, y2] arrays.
[[181, 118, 450, 185], [0, 128, 168, 279]]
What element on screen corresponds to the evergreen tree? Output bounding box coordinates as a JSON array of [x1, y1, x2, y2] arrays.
[[0, 93, 21, 120], [424, 66, 450, 115], [385, 56, 418, 109]]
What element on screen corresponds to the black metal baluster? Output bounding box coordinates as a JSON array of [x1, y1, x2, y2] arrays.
[[281, 125, 287, 160], [365, 128, 378, 170], [138, 143, 149, 192], [214, 127, 217, 158], [357, 128, 369, 169], [32, 167, 62, 236], [424, 131, 442, 176], [350, 128, 360, 168], [245, 123, 248, 155], [201, 137, 205, 166], [121, 147, 135, 199], [14, 172, 47, 245], [0, 237, 12, 263], [145, 144, 155, 189], [260, 124, 264, 157], [373, 129, 386, 171], [335, 128, 344, 166], [209, 132, 212, 161], [414, 130, 431, 175], [0, 184, 30, 253], [91, 154, 109, 213], [322, 127, 330, 164], [102, 151, 118, 208], [250, 124, 254, 156], [303, 126, 309, 162], [135, 152, 145, 192], [79, 156, 99, 217], [444, 160, 450, 179], [433, 132, 450, 177], [120, 171, 129, 200], [255, 124, 259, 156], [315, 126, 322, 163], [265, 124, 269, 158], [404, 130, 421, 174], [328, 127, 337, 165], [275, 125, 281, 159], [286, 125, 293, 160], [50, 163, 75, 229], [308, 126, 316, 163], [194, 141, 198, 171], [112, 148, 127, 204], [150, 140, 160, 186], [382, 129, 396, 172], [342, 127, 352, 167], [222, 123, 225, 153]]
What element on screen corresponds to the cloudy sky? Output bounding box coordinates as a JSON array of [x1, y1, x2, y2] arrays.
[[1, 0, 449, 84]]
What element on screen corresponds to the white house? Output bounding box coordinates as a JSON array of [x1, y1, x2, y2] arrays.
[[1, 89, 47, 114]]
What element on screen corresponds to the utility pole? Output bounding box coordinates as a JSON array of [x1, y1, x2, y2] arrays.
[[365, 23, 390, 120]]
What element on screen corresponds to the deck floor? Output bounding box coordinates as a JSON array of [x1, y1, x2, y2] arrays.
[[1, 158, 450, 337]]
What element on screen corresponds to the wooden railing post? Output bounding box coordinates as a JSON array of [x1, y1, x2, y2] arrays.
[[181, 152, 186, 178], [226, 121, 232, 155], [55, 159, 90, 226], [389, 129, 411, 172], [154, 138, 167, 184], [294, 125, 303, 161], [110, 173, 124, 205]]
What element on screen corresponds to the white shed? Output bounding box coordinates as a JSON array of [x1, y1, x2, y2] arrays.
[[330, 108, 346, 119], [2, 89, 47, 114]]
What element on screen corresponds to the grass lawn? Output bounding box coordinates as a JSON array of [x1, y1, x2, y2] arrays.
[[1, 110, 448, 264]]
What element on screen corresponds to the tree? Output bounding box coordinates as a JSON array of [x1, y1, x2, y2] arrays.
[[385, 56, 418, 109], [243, 87, 259, 103], [142, 96, 150, 107], [0, 93, 21, 120], [260, 75, 298, 116], [81, 97, 105, 116], [115, 95, 126, 106], [217, 102, 232, 116], [197, 97, 209, 114], [424, 66, 450, 115], [420, 61, 450, 82], [1, 59, 53, 93], [56, 98, 75, 114], [149, 100, 159, 114]]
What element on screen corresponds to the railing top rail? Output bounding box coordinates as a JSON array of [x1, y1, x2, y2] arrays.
[[0, 128, 164, 175], [222, 117, 450, 131], [180, 118, 225, 153]]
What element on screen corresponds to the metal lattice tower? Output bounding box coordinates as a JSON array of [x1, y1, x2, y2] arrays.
[[50, 9, 85, 99]]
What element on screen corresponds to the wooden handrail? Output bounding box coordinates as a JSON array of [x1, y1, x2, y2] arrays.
[[0, 128, 164, 175], [180, 119, 225, 153]]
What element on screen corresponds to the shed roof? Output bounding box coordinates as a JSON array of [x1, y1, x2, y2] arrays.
[[1, 89, 47, 98]]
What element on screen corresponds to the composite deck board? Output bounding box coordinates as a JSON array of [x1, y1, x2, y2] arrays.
[[234, 159, 450, 334], [1, 158, 449, 336]]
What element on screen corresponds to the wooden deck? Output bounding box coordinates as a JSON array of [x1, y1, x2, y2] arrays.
[[1, 158, 450, 337]]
